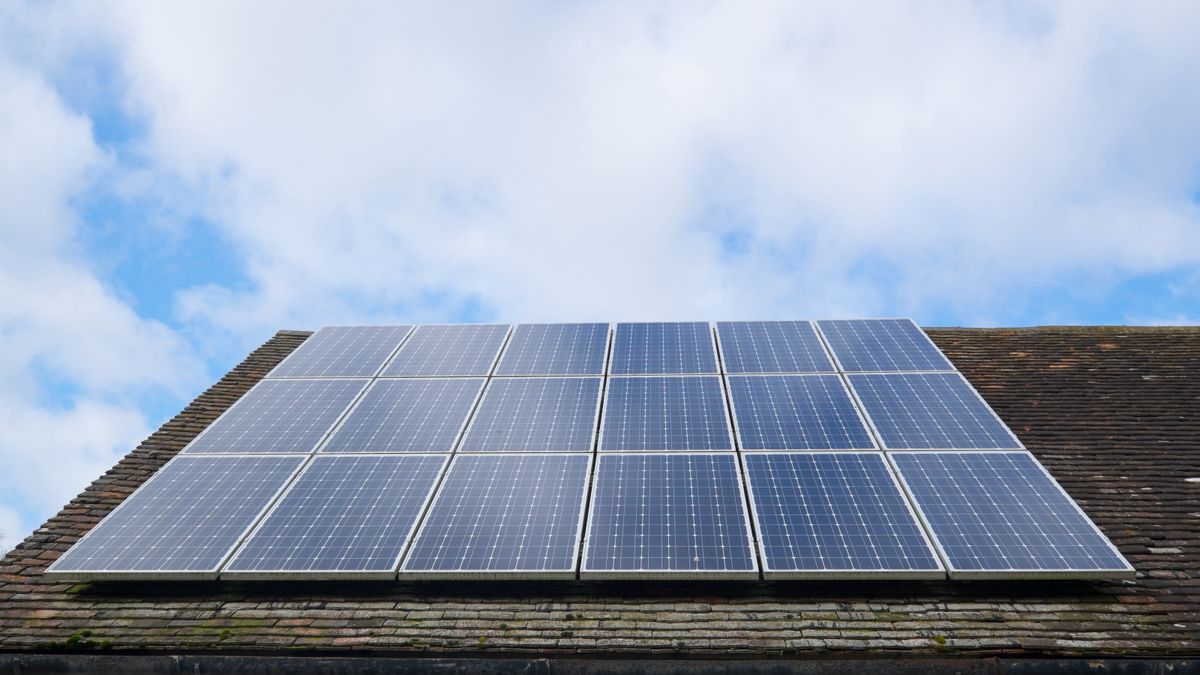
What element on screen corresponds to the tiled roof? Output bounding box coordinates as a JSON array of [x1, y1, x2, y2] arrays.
[[1, 327, 1197, 658]]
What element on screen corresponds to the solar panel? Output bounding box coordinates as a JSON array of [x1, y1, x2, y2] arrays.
[[267, 325, 413, 378], [847, 373, 1021, 450], [45, 456, 304, 579], [320, 379, 484, 453], [581, 453, 756, 578], [742, 452, 943, 578], [182, 379, 367, 455], [494, 323, 609, 376], [716, 321, 834, 374], [890, 451, 1134, 579], [609, 322, 718, 375], [382, 324, 510, 377], [222, 455, 447, 578], [53, 317, 1135, 585], [727, 375, 876, 450], [401, 454, 590, 578], [600, 376, 734, 451], [817, 318, 954, 373], [458, 377, 601, 452]]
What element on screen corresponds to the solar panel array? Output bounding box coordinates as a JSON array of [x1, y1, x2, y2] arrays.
[[47, 319, 1133, 581]]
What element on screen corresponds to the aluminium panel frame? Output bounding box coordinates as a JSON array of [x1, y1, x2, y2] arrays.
[[397, 452, 593, 580], [739, 450, 945, 580], [579, 451, 760, 580], [44, 453, 309, 581], [886, 450, 1136, 580]]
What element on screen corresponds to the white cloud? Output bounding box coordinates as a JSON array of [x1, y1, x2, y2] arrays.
[[0, 51, 205, 546], [84, 1, 1200, 335], [0, 505, 21, 554]]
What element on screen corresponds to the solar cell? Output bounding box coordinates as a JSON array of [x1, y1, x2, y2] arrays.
[[223, 455, 447, 578], [817, 318, 954, 373], [716, 321, 834, 374], [600, 376, 734, 451], [320, 379, 484, 453], [581, 453, 756, 578], [382, 324, 510, 377], [728, 375, 875, 450], [609, 322, 718, 375], [890, 451, 1134, 578], [183, 379, 367, 455], [401, 454, 590, 577], [494, 323, 609, 376], [847, 373, 1021, 450], [743, 452, 943, 578], [458, 377, 601, 452], [267, 325, 413, 378], [45, 456, 304, 579]]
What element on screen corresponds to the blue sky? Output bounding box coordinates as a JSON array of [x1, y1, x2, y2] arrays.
[[1, 1, 1199, 548]]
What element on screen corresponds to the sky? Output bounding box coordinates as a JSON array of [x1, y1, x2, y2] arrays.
[[1, 1, 1199, 549]]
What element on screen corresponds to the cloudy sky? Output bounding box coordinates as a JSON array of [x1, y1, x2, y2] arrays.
[[1, 1, 1199, 548]]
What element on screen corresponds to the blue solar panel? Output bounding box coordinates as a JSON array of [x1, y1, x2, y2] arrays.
[[267, 325, 413, 378], [716, 321, 834, 373], [728, 375, 875, 450], [848, 373, 1021, 449], [743, 452, 942, 577], [600, 376, 733, 451], [45, 456, 304, 579], [582, 453, 756, 577], [183, 379, 367, 454], [609, 322, 717, 374], [458, 377, 601, 452], [401, 454, 590, 577], [817, 319, 954, 373], [320, 379, 484, 453], [890, 451, 1134, 578], [382, 324, 509, 377], [494, 323, 609, 376], [223, 455, 446, 577]]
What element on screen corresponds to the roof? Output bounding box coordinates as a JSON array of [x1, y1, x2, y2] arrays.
[[1, 326, 1197, 661]]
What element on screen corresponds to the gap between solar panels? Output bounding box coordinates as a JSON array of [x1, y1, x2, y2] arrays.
[[44, 320, 1133, 582]]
